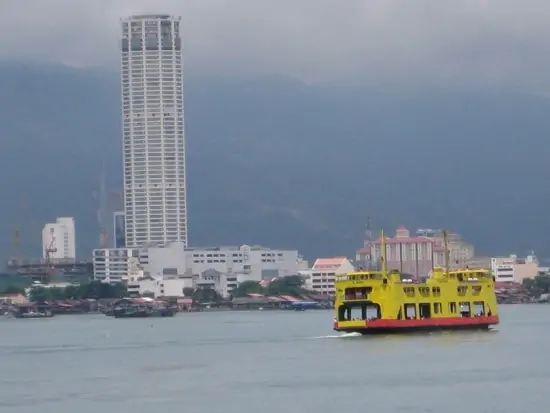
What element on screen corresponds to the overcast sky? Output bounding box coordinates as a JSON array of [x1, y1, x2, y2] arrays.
[[1, 0, 549, 90]]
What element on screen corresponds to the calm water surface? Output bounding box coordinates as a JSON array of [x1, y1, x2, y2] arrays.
[[1, 305, 549, 412]]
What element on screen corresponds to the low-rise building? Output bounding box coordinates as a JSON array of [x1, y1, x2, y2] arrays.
[[92, 247, 140, 283], [491, 254, 539, 283], [93, 243, 304, 298], [307, 256, 355, 295], [357, 227, 476, 276], [0, 293, 28, 305]]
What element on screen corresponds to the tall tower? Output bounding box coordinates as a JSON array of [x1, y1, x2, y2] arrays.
[[120, 14, 188, 248]]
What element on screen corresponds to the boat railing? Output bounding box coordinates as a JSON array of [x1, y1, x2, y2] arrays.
[[335, 273, 384, 283]]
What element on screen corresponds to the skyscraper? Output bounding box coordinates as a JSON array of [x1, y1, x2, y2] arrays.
[[120, 14, 188, 248]]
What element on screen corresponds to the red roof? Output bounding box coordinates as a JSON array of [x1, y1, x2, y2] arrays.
[[312, 256, 347, 270], [278, 295, 300, 302]]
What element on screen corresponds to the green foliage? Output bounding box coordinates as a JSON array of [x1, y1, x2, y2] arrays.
[[231, 280, 266, 298], [0, 285, 26, 295], [265, 275, 306, 296], [182, 287, 195, 297], [523, 275, 550, 298], [192, 287, 224, 304], [28, 281, 127, 302], [231, 275, 308, 298]]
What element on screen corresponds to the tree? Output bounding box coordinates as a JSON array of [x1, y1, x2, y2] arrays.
[[0, 285, 25, 295], [193, 286, 224, 304], [28, 286, 53, 302], [182, 287, 195, 297], [265, 275, 307, 296], [523, 275, 550, 298], [27, 281, 128, 302]]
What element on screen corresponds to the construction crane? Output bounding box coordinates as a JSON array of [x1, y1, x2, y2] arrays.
[[42, 228, 58, 284]]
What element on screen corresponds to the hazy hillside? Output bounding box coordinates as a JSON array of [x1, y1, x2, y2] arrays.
[[1, 63, 549, 262]]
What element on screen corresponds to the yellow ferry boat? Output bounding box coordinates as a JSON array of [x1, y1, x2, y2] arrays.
[[333, 231, 499, 334]]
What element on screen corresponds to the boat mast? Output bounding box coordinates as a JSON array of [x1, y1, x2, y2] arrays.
[[443, 230, 450, 275], [380, 229, 387, 275]]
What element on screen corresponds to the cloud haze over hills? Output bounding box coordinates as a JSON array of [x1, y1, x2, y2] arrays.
[[0, 64, 549, 262], [0, 2, 549, 262], [1, 0, 550, 91]]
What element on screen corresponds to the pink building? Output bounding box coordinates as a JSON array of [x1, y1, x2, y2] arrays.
[[357, 226, 436, 278]]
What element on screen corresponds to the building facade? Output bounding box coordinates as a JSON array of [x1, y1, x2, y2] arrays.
[[42, 217, 76, 261], [491, 254, 539, 283], [305, 256, 355, 295], [113, 211, 126, 248], [121, 14, 188, 248], [357, 227, 475, 277], [92, 247, 140, 283], [93, 243, 304, 297]]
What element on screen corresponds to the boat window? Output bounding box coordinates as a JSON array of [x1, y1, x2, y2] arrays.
[[457, 273, 464, 282], [457, 286, 467, 296], [419, 287, 430, 297], [338, 303, 381, 321], [404, 303, 417, 319], [472, 286, 482, 295], [473, 301, 485, 316], [433, 302, 442, 314], [449, 302, 457, 314], [419, 303, 431, 319], [344, 287, 372, 300], [459, 301, 471, 317], [403, 287, 415, 297], [432, 287, 441, 296]]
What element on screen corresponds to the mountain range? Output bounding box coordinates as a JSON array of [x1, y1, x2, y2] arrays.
[[0, 63, 549, 262]]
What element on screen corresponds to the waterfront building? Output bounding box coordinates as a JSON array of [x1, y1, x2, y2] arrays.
[[305, 257, 355, 295], [113, 211, 126, 248], [120, 14, 188, 248], [356, 226, 475, 277], [491, 254, 539, 283], [93, 243, 304, 297], [92, 247, 140, 284], [42, 217, 76, 261]]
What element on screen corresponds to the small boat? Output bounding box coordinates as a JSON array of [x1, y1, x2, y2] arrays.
[[333, 230, 499, 335], [12, 310, 54, 319], [113, 306, 176, 318]]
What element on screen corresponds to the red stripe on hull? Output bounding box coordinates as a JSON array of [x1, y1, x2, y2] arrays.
[[334, 316, 499, 332]]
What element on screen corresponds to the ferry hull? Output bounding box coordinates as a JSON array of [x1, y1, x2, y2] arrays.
[[334, 316, 499, 335]]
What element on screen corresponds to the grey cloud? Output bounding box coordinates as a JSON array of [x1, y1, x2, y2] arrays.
[[0, 0, 549, 90]]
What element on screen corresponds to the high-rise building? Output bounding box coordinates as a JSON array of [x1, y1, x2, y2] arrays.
[[42, 217, 76, 261], [113, 211, 126, 248], [120, 14, 188, 248]]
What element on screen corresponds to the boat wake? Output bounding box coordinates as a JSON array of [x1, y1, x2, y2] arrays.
[[313, 332, 362, 339]]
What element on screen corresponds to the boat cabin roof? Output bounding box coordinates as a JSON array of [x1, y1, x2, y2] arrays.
[[335, 268, 492, 285]]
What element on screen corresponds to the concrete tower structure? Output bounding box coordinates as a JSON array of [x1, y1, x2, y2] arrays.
[[120, 14, 188, 248]]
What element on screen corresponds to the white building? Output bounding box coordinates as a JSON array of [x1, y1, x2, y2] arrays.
[[93, 243, 303, 297], [307, 256, 355, 295], [491, 254, 539, 283], [42, 217, 76, 261], [92, 247, 140, 283], [121, 14, 188, 248]]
